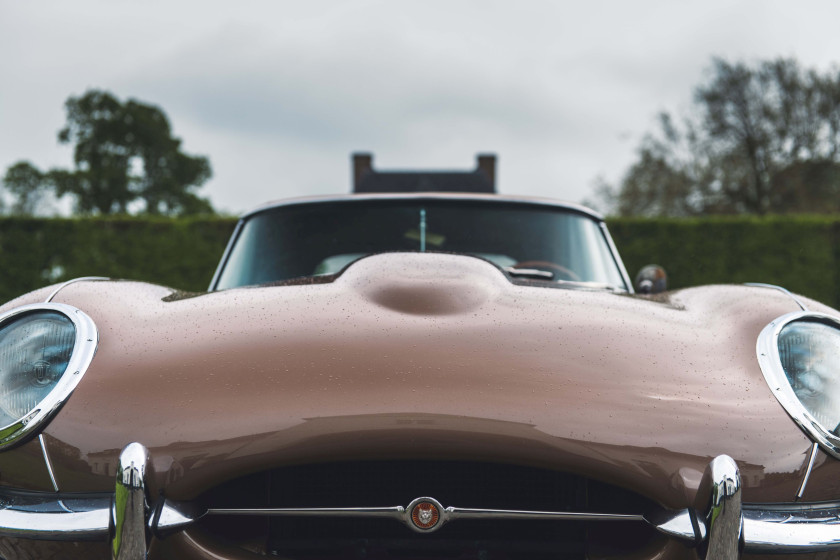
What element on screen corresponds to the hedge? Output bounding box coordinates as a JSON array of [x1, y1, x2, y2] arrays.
[[0, 217, 236, 302], [0, 215, 837, 307], [608, 216, 838, 307]]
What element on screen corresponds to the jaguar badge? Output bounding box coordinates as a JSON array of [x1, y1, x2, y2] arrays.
[[407, 497, 442, 531]]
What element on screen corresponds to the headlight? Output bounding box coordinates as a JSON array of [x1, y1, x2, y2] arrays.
[[758, 312, 840, 458], [0, 303, 98, 449]]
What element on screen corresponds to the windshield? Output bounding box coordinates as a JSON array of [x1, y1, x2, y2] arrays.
[[214, 199, 627, 291]]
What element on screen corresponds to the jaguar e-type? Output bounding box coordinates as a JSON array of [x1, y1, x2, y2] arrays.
[[0, 193, 839, 560]]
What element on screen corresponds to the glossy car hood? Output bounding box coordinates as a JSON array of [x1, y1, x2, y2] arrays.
[[8, 253, 838, 508]]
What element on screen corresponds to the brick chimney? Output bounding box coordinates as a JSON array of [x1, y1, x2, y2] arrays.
[[352, 153, 373, 192], [476, 154, 496, 190], [351, 152, 496, 193]]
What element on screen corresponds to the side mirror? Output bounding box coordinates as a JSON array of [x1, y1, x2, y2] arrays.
[[634, 265, 668, 294]]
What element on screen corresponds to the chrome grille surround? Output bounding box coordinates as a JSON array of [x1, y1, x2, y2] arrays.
[[2, 444, 840, 559]]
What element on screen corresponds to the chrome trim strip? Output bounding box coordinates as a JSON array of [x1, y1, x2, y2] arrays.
[[0, 303, 99, 450], [744, 283, 808, 311], [39, 434, 60, 492], [241, 193, 605, 222], [206, 505, 643, 523], [797, 443, 820, 500], [45, 276, 109, 303], [445, 507, 643, 522], [207, 499, 645, 535], [111, 443, 150, 560], [600, 221, 634, 293], [653, 504, 840, 553], [743, 507, 840, 552], [757, 311, 840, 459], [0, 490, 111, 540], [208, 219, 243, 291], [0, 506, 110, 540], [206, 506, 406, 518]]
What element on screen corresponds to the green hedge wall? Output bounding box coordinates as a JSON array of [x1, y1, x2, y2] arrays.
[[0, 217, 236, 302], [0, 216, 837, 307], [608, 216, 839, 307]]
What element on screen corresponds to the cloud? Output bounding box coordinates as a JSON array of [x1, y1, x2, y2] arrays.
[[125, 21, 591, 147], [5, 0, 840, 213]]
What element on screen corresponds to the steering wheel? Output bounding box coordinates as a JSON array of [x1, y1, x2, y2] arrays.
[[511, 260, 581, 282]]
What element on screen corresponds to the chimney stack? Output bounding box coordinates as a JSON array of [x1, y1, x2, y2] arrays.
[[352, 153, 373, 192], [351, 152, 496, 193], [476, 154, 496, 190]]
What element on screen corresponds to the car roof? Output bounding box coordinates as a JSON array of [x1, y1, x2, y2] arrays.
[[241, 193, 604, 222]]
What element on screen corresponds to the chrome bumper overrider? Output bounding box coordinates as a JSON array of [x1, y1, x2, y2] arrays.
[[1, 446, 840, 559]]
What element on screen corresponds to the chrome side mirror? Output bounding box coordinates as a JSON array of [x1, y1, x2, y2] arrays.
[[634, 265, 667, 294]]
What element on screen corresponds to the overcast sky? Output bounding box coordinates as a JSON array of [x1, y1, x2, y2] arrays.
[[2, 1, 839, 215]]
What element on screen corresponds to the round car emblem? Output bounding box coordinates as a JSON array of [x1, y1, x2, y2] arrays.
[[409, 499, 441, 531]]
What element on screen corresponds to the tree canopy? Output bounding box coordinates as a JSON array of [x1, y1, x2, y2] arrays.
[[2, 161, 47, 215], [2, 90, 214, 216], [599, 58, 840, 216]]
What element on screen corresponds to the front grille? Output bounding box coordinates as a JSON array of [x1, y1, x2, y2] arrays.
[[197, 461, 660, 559]]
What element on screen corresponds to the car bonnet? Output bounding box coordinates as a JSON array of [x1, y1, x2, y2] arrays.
[[26, 252, 837, 507]]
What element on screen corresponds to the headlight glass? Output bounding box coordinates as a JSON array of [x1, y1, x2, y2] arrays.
[[0, 311, 76, 428], [758, 311, 840, 458], [778, 320, 840, 435], [0, 303, 97, 449]]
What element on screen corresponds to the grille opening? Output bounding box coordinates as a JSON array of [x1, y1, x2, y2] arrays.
[[197, 461, 659, 559]]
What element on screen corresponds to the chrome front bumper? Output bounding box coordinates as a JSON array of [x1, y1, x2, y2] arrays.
[[1, 445, 839, 559]]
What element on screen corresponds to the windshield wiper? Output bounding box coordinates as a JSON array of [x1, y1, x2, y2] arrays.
[[557, 281, 627, 293], [505, 267, 627, 293], [504, 267, 554, 280]]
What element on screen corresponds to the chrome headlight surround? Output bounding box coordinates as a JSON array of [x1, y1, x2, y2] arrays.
[[757, 311, 840, 458], [0, 303, 98, 450]]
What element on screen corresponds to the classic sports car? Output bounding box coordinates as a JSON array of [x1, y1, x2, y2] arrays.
[[0, 192, 839, 560]]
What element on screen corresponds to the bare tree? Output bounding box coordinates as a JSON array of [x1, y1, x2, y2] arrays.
[[602, 58, 840, 216]]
